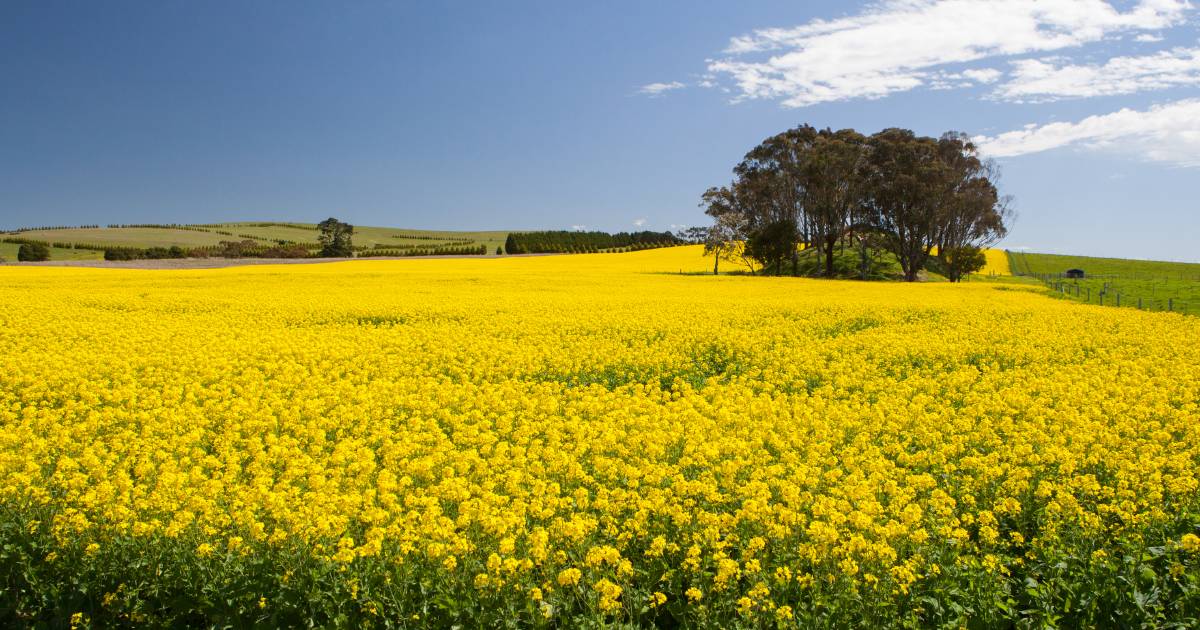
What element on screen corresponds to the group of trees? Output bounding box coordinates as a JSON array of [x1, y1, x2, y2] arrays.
[[504, 230, 681, 254], [17, 243, 50, 262], [700, 125, 1011, 281]]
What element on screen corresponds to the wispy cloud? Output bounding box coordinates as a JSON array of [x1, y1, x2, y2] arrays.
[[929, 68, 1006, 90], [632, 218, 647, 227], [993, 47, 1200, 102], [638, 81, 686, 97], [706, 0, 1189, 107], [975, 98, 1200, 167]]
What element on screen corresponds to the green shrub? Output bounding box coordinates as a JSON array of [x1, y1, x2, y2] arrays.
[[17, 243, 50, 262], [104, 249, 138, 261]]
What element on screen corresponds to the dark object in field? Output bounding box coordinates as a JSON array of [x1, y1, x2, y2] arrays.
[[1065, 269, 1085, 279]]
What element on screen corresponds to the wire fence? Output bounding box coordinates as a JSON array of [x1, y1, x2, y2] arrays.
[[1015, 271, 1199, 316]]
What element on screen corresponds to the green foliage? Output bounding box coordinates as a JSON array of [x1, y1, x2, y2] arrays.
[[317, 218, 355, 258], [746, 219, 799, 276], [930, 246, 987, 282], [504, 231, 681, 254], [17, 243, 50, 262], [104, 248, 138, 261], [1, 508, 1198, 627], [358, 245, 487, 257]]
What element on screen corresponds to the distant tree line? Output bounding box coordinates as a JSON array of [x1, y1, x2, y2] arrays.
[[700, 125, 1012, 282], [192, 221, 318, 231], [102, 241, 315, 261], [504, 230, 681, 254], [359, 244, 488, 257], [389, 234, 475, 242], [371, 241, 477, 250], [7, 224, 101, 232]]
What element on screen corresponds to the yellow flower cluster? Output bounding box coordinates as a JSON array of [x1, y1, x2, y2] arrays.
[[0, 246, 1197, 626]]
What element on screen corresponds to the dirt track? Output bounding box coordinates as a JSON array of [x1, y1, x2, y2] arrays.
[[0, 254, 556, 270]]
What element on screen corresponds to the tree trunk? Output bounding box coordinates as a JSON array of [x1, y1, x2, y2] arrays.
[[713, 255, 719, 276], [824, 240, 836, 277]]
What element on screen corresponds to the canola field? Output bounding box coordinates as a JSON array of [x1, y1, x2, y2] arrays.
[[1, 247, 1198, 627]]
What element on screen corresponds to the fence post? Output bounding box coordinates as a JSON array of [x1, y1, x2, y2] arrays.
[[1138, 297, 1142, 309], [1169, 298, 1173, 312], [1117, 294, 1121, 307], [1087, 287, 1091, 302]]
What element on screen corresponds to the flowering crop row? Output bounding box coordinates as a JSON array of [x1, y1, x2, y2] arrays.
[[0, 247, 1197, 627]]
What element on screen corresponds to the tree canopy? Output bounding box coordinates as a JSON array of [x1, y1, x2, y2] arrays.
[[703, 125, 1012, 281], [317, 218, 355, 258]]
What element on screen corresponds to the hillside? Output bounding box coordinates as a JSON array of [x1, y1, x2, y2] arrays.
[[1, 223, 509, 260], [1008, 250, 1200, 315]]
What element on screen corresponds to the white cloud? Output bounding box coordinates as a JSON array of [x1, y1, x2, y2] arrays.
[[638, 81, 685, 97], [707, 0, 1190, 107], [994, 47, 1200, 101], [571, 225, 588, 231], [929, 67, 1006, 89], [1136, 33, 1166, 42], [975, 98, 1200, 167], [632, 218, 647, 227], [962, 68, 1003, 84]]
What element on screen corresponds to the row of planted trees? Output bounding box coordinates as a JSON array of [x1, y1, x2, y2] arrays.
[[699, 125, 1012, 282], [503, 230, 681, 254]]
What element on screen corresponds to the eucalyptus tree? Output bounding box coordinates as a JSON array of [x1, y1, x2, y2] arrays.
[[930, 133, 1013, 282], [800, 128, 869, 277], [862, 129, 943, 282], [700, 186, 756, 275], [733, 125, 821, 274]]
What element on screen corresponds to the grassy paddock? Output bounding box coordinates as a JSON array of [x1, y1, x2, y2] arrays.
[[1009, 251, 1200, 315], [0, 243, 103, 262]]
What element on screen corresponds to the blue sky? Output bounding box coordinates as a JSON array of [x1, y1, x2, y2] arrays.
[[2, 1, 1197, 260]]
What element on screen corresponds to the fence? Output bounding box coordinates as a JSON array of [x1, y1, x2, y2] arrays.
[[1023, 271, 1197, 315]]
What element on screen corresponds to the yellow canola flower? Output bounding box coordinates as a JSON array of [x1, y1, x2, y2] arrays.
[[982, 249, 1011, 276], [0, 245, 1198, 623]]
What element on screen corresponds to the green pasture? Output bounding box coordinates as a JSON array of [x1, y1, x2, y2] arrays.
[[1009, 251, 1200, 315], [214, 222, 508, 252], [7, 227, 229, 249], [0, 243, 104, 262]]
